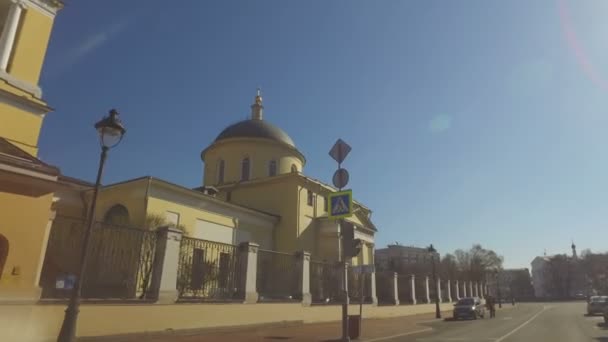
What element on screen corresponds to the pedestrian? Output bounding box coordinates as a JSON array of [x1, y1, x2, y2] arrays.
[[487, 296, 496, 318]]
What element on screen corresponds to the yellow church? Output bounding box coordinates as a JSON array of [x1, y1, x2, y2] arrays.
[[0, 0, 378, 304], [57, 91, 377, 264]]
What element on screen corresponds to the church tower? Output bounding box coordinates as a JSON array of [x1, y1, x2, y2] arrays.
[[0, 0, 63, 302], [571, 241, 577, 259]]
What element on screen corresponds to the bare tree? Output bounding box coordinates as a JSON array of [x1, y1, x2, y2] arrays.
[[454, 244, 503, 281]]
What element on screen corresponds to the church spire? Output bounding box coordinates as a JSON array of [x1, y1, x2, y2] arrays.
[[251, 88, 264, 120], [571, 240, 577, 259]]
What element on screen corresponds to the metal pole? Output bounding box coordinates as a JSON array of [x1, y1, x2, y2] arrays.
[[432, 256, 441, 319], [340, 218, 350, 342], [57, 146, 108, 342], [497, 272, 502, 308]]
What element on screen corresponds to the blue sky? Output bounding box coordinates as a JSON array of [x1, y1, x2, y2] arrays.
[[39, 0, 608, 268]]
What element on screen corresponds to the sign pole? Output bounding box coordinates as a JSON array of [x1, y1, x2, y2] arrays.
[[329, 139, 353, 342]]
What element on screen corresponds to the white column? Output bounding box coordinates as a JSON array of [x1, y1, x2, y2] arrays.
[[298, 251, 312, 306], [0, 0, 25, 71], [455, 280, 460, 300], [370, 271, 378, 305], [475, 282, 480, 297], [390, 272, 399, 305], [447, 279, 452, 302], [149, 226, 183, 304], [463, 281, 468, 297], [469, 281, 474, 298], [437, 277, 442, 303], [239, 241, 259, 303], [410, 274, 416, 305], [425, 276, 431, 304]]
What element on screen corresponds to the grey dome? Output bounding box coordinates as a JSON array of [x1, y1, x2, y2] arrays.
[[215, 119, 296, 147]]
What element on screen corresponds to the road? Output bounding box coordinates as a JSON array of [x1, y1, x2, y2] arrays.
[[380, 302, 607, 342]]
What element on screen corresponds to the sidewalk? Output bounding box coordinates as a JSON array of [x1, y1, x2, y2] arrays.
[[88, 311, 450, 342]]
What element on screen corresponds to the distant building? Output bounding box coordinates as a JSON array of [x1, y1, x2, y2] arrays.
[[531, 256, 551, 298], [530, 243, 587, 299], [375, 244, 439, 274]]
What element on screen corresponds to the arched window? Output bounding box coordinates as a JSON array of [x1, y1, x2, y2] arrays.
[[269, 160, 277, 177], [217, 160, 225, 184], [103, 204, 130, 225], [0, 235, 8, 280], [241, 157, 250, 181], [291, 164, 298, 173]]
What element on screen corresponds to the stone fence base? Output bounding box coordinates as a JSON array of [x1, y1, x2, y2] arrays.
[[1, 302, 455, 342]]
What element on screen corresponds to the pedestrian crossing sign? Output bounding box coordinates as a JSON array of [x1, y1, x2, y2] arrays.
[[328, 190, 353, 219]]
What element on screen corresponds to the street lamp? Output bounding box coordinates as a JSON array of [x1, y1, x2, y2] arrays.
[[428, 244, 441, 319], [494, 269, 502, 309], [57, 109, 126, 342]]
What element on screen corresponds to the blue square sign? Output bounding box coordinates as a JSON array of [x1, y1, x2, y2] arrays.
[[328, 190, 353, 219]]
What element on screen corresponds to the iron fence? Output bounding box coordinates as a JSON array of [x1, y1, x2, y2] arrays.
[[375, 272, 393, 304], [256, 249, 299, 301], [176, 236, 244, 302], [310, 259, 341, 303], [40, 215, 157, 300], [415, 276, 427, 303], [397, 274, 413, 304], [348, 270, 372, 303]]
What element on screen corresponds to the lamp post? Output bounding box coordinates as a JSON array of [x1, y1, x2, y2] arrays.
[[494, 269, 502, 309], [428, 244, 441, 319], [57, 109, 126, 342]]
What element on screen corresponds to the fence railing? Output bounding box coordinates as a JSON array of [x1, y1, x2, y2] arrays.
[[375, 272, 392, 304], [256, 249, 299, 301], [397, 274, 412, 304], [310, 260, 341, 303], [348, 271, 372, 303], [40, 215, 157, 300], [176, 236, 244, 302], [415, 277, 427, 302]]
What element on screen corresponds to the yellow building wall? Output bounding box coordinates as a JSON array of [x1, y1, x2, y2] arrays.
[[226, 179, 297, 252], [145, 196, 235, 233], [94, 179, 149, 227], [0, 183, 53, 299], [0, 102, 43, 156], [203, 140, 304, 186], [8, 8, 54, 85]]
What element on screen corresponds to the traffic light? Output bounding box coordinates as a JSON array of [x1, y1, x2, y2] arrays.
[[341, 221, 362, 258]]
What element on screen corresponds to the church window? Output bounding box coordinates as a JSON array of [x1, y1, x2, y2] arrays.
[[269, 160, 277, 177], [217, 160, 225, 184], [241, 157, 250, 181], [103, 204, 130, 225], [307, 190, 313, 206], [291, 164, 298, 173]]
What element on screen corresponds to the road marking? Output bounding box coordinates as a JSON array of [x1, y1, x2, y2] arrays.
[[494, 306, 548, 342], [364, 327, 433, 341]]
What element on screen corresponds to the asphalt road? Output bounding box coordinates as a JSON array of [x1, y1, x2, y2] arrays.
[[378, 302, 608, 342]]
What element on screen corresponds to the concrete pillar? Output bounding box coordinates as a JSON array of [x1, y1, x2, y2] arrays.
[[239, 241, 259, 303], [469, 281, 473, 298], [436, 277, 442, 303], [297, 251, 312, 306], [447, 279, 452, 302], [390, 272, 399, 305], [463, 281, 468, 297], [0, 0, 25, 71], [425, 276, 431, 304], [410, 274, 416, 305], [149, 226, 183, 304], [455, 280, 460, 300], [370, 271, 378, 306], [475, 282, 480, 297]]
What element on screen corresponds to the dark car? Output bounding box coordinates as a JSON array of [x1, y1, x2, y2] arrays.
[[453, 297, 485, 320], [587, 296, 608, 315]]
